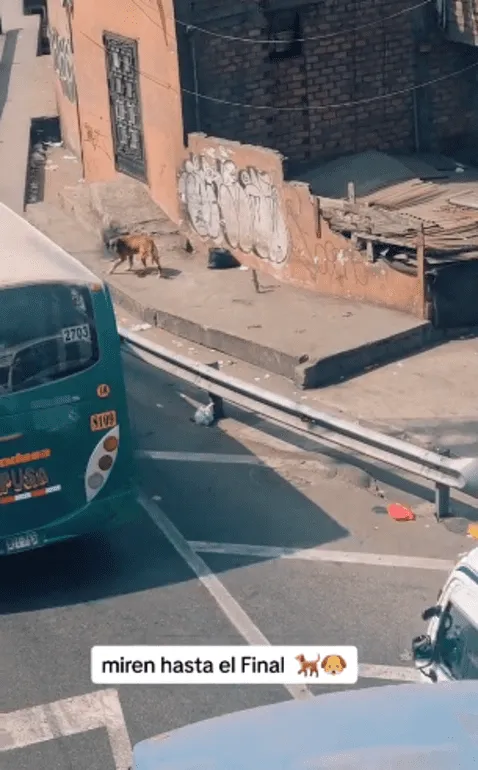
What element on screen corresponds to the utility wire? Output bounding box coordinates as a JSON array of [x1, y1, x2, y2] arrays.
[[81, 28, 478, 113], [169, 0, 433, 44]]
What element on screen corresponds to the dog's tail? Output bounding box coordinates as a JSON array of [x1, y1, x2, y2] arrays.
[[316, 654, 321, 662]]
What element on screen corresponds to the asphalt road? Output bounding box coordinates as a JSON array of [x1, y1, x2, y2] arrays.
[[0, 349, 472, 770]]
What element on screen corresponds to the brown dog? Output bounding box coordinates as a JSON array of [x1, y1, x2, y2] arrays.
[[296, 654, 320, 677], [106, 233, 164, 278], [321, 654, 347, 675]]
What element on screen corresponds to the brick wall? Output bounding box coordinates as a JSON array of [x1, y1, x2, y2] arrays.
[[175, 0, 478, 169]]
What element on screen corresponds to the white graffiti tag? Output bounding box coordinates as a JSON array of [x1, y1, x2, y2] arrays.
[[178, 153, 289, 265], [49, 27, 76, 103]]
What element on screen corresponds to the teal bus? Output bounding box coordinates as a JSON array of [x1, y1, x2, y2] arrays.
[[0, 203, 139, 555]]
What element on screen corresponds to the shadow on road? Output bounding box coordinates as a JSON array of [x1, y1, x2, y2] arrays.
[[0, 355, 350, 615]]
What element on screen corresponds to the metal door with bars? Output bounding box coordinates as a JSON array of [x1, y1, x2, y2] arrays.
[[103, 32, 147, 180]]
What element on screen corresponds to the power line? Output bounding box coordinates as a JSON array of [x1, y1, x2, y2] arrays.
[[81, 29, 478, 113], [170, 0, 433, 45], [183, 59, 478, 112]]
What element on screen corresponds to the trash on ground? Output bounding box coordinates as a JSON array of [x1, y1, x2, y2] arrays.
[[208, 248, 241, 269], [387, 502, 415, 522], [467, 523, 478, 539], [130, 323, 152, 332], [44, 140, 62, 147], [239, 265, 249, 271], [193, 402, 215, 426]]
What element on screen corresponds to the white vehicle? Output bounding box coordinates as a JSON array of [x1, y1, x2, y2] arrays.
[[412, 546, 478, 682]]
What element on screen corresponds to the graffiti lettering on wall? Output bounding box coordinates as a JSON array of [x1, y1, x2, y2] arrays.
[[315, 241, 369, 287], [285, 194, 370, 287], [178, 151, 290, 265], [49, 27, 76, 103], [83, 123, 113, 162]]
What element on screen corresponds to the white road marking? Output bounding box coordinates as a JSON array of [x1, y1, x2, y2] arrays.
[[358, 664, 422, 683], [136, 450, 263, 464], [188, 540, 455, 572], [138, 494, 313, 702], [0, 688, 132, 770], [135, 450, 328, 469]]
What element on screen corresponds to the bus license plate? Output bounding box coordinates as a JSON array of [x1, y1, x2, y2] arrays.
[[5, 531, 40, 553], [90, 410, 117, 432]]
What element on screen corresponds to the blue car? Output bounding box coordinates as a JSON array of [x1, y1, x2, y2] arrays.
[[133, 681, 478, 769]]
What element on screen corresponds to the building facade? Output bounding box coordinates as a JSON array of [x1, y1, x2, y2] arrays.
[[175, 0, 478, 174], [44, 0, 478, 321], [47, 0, 478, 204], [46, 0, 184, 222]]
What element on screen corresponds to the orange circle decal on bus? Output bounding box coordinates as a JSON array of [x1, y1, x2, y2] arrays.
[[97, 384, 111, 398]]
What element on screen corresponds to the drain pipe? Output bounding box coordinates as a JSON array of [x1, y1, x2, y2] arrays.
[[63, 0, 86, 175], [412, 88, 420, 153], [186, 25, 201, 132]]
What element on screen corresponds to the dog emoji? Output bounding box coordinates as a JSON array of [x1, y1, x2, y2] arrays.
[[321, 654, 347, 676], [105, 233, 164, 278], [296, 654, 320, 677]]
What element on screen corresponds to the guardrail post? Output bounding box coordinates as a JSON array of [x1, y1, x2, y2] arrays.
[[435, 483, 450, 521], [435, 448, 451, 521], [207, 362, 225, 421]]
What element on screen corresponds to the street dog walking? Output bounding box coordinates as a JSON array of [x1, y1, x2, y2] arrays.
[[104, 231, 164, 278]]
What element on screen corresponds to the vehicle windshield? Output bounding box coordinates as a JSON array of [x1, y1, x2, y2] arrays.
[[0, 282, 99, 395], [435, 600, 478, 679]]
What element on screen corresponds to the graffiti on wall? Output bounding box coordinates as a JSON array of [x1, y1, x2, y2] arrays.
[[49, 27, 76, 103], [178, 151, 290, 265]]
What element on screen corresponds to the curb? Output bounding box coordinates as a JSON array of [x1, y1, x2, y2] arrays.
[[108, 281, 301, 380], [294, 322, 443, 388], [58, 185, 458, 390]]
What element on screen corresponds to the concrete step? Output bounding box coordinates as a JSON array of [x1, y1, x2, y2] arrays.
[[59, 177, 185, 252]]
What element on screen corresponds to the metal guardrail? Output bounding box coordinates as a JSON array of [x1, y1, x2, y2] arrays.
[[119, 326, 478, 521]]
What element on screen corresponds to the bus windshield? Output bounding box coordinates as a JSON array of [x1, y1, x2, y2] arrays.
[[0, 282, 99, 395]]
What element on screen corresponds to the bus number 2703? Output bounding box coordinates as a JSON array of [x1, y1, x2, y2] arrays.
[[62, 325, 91, 344]]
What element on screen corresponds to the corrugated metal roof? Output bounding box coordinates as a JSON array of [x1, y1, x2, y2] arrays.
[[133, 681, 478, 770], [361, 175, 478, 253], [0, 203, 101, 289], [300, 151, 478, 259]]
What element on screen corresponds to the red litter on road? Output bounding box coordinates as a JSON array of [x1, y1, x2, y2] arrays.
[[387, 503, 416, 522]]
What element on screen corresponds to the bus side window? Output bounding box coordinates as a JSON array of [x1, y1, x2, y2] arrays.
[[436, 601, 468, 679]]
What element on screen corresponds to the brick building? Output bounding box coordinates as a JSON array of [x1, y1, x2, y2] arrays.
[[175, 0, 478, 173], [46, 0, 478, 198], [44, 0, 478, 322]]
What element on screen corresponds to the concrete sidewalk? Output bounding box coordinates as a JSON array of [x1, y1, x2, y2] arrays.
[[0, 0, 56, 212], [39, 148, 441, 389]]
